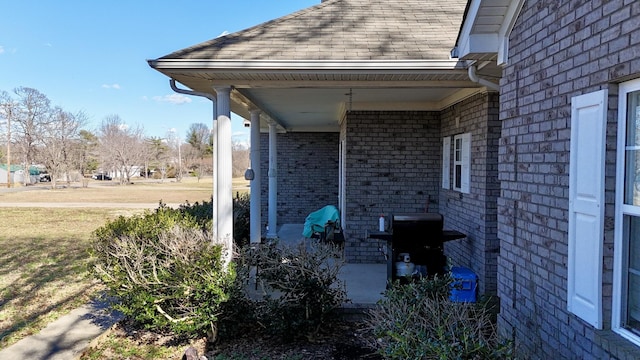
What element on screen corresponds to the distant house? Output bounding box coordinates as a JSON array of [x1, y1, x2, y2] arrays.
[[148, 0, 640, 357], [0, 164, 18, 186], [0, 164, 39, 185]]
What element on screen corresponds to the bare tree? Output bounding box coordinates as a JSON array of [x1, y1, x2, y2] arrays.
[[0, 91, 17, 187], [11, 87, 52, 185], [165, 129, 183, 181], [37, 107, 86, 188], [98, 115, 146, 184], [232, 142, 250, 178]]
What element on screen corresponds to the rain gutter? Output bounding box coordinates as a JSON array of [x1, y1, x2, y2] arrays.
[[467, 63, 499, 91], [150, 59, 467, 73]]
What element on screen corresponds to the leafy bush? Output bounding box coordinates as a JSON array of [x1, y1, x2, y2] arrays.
[[93, 202, 211, 243], [232, 193, 250, 248], [178, 194, 249, 249], [366, 276, 514, 359], [220, 240, 348, 341], [179, 199, 213, 227], [90, 202, 234, 338]]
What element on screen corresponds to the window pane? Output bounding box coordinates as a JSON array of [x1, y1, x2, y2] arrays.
[[630, 217, 640, 270], [455, 165, 462, 189], [628, 274, 640, 330], [626, 91, 640, 146], [624, 150, 640, 205], [626, 216, 640, 331], [625, 91, 640, 205]]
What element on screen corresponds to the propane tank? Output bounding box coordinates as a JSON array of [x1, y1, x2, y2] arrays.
[[379, 214, 385, 232], [395, 253, 415, 277]]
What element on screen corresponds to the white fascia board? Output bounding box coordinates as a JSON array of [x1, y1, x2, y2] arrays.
[[148, 59, 466, 72], [497, 0, 525, 66], [457, 0, 525, 61], [456, 0, 484, 58], [459, 33, 499, 59]]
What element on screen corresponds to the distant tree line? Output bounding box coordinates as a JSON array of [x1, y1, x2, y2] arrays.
[[0, 86, 250, 187]]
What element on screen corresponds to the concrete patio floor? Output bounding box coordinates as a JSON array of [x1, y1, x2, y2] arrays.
[[276, 224, 387, 308]]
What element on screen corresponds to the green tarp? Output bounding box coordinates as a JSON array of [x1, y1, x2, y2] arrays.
[[302, 205, 340, 238]]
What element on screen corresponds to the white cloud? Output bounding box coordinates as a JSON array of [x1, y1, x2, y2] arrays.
[[0, 46, 17, 55], [152, 94, 192, 105], [101, 84, 121, 90], [232, 131, 250, 148], [44, 43, 52, 47]]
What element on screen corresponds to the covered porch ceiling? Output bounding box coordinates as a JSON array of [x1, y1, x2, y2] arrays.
[[149, 59, 498, 132]]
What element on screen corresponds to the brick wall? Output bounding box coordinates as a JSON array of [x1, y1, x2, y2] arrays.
[[441, 92, 501, 295], [256, 103, 500, 301], [498, 0, 640, 358], [343, 111, 441, 263], [259, 132, 339, 227]]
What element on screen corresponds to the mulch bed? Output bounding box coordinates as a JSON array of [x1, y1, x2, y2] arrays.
[[99, 316, 383, 360], [208, 319, 382, 360]]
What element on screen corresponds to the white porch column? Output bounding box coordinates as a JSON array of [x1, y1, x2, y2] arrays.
[[214, 86, 233, 258], [211, 102, 218, 240], [249, 109, 262, 244], [266, 122, 278, 239]]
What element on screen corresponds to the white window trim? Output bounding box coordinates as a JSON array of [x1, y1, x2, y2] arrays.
[[453, 133, 471, 194], [442, 136, 451, 189], [613, 78, 640, 346]]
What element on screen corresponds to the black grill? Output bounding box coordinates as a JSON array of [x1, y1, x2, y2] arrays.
[[387, 213, 466, 282]]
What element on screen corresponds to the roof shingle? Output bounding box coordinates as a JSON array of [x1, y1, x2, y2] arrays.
[[160, 0, 468, 61]]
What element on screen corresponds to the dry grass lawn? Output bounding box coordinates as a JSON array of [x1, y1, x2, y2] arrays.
[[0, 208, 118, 348], [0, 176, 248, 350], [0, 177, 227, 204]]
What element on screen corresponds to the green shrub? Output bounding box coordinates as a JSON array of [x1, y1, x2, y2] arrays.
[[93, 202, 210, 243], [90, 202, 234, 338], [366, 276, 514, 359], [179, 199, 213, 228], [232, 193, 250, 248], [220, 241, 347, 341], [177, 195, 249, 249]]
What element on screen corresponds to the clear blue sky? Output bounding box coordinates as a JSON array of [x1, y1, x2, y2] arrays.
[[0, 0, 319, 144]]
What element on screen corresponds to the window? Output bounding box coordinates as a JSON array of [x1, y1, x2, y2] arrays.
[[452, 133, 471, 193], [615, 78, 640, 344]]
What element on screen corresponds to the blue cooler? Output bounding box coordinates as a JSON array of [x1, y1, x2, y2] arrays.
[[450, 266, 477, 302]]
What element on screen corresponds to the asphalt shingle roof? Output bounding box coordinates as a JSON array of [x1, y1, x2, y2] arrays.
[[160, 0, 468, 61]]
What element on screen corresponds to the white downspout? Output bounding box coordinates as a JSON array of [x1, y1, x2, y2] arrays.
[[169, 79, 218, 240], [468, 64, 500, 91]]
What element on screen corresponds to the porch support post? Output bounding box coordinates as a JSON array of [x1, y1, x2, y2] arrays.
[[266, 121, 278, 239], [214, 86, 233, 260], [211, 101, 218, 241], [249, 109, 262, 244]]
